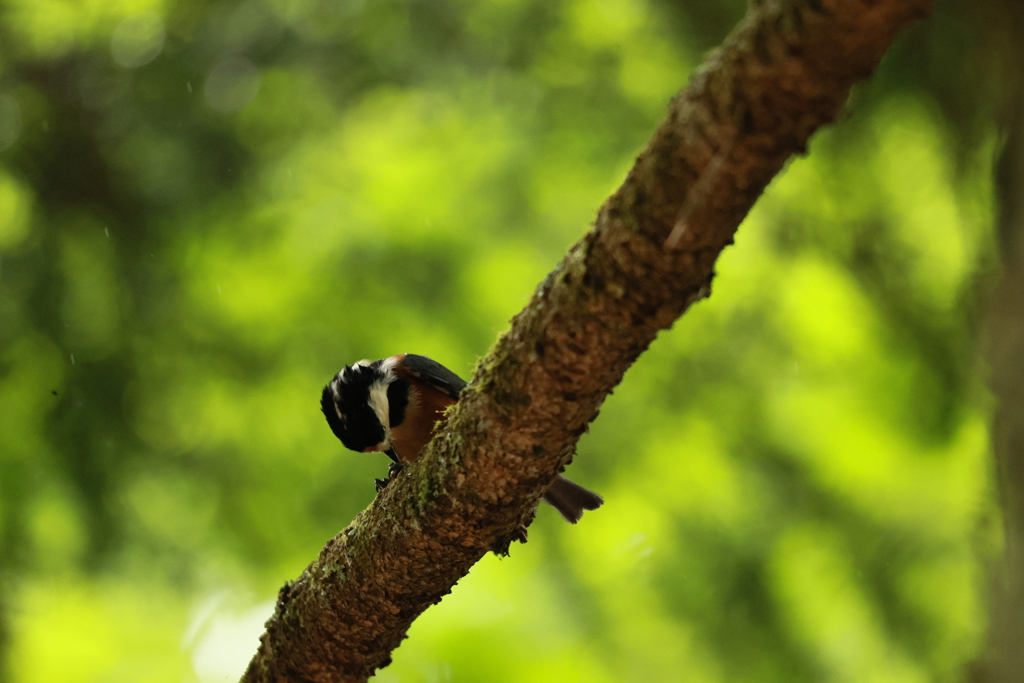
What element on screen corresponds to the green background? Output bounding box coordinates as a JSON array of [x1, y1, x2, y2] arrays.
[[0, 0, 1005, 681]]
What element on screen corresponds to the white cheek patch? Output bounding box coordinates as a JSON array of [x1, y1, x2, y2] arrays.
[[367, 378, 393, 448], [377, 356, 400, 377]]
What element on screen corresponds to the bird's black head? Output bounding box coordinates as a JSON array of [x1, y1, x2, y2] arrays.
[[321, 361, 388, 453]]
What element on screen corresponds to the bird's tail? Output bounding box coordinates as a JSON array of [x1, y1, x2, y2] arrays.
[[542, 475, 603, 524]]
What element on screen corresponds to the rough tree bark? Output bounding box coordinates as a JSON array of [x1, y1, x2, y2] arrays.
[[242, 0, 930, 680]]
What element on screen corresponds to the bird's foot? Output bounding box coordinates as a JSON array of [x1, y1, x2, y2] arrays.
[[374, 462, 406, 494]]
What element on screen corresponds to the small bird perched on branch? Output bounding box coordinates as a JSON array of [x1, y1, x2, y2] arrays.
[[321, 353, 603, 523]]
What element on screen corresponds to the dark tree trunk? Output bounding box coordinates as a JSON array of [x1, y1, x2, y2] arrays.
[[976, 4, 1024, 680]]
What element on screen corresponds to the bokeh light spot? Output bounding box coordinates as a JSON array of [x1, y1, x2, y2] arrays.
[[205, 56, 262, 113], [111, 11, 166, 68]]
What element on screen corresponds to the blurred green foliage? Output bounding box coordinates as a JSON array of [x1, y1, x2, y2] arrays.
[[0, 0, 1003, 681]]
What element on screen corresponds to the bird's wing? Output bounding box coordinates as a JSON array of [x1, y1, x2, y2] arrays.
[[397, 354, 468, 400]]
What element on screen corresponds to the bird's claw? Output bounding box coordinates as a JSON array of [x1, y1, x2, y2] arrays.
[[374, 461, 406, 494]]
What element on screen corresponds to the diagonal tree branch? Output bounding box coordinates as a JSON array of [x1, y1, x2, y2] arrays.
[[242, 0, 929, 680]]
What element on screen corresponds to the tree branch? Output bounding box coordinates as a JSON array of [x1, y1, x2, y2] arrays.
[[242, 0, 929, 680]]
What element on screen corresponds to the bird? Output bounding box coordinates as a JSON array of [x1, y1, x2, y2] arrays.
[[321, 353, 603, 523]]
